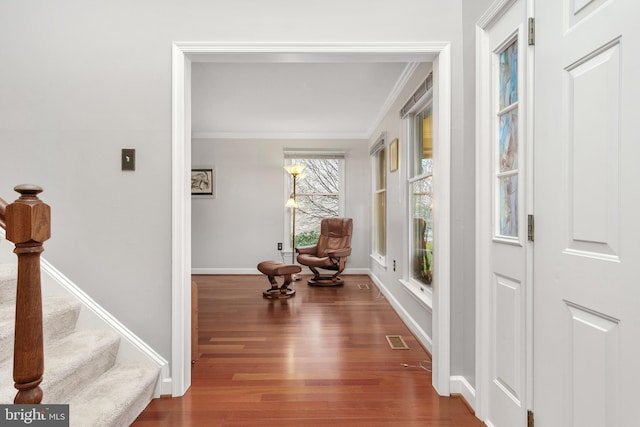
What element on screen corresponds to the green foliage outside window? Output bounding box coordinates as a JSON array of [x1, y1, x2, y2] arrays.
[[295, 230, 320, 247]]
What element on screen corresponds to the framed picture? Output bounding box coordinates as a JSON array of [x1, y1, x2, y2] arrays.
[[389, 138, 399, 172], [191, 168, 215, 197]]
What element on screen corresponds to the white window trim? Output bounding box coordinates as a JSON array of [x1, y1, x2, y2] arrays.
[[400, 278, 433, 312], [404, 85, 434, 292], [370, 132, 387, 265], [282, 154, 345, 252]]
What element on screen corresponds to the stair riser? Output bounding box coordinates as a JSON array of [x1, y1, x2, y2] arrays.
[[0, 298, 81, 364], [68, 364, 159, 427], [42, 337, 120, 404], [0, 331, 120, 404]]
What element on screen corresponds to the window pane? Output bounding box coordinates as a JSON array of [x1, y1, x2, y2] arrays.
[[295, 158, 340, 195], [499, 40, 518, 109], [409, 102, 434, 285], [287, 158, 341, 248], [372, 147, 386, 257], [499, 108, 518, 172], [413, 105, 433, 177], [411, 177, 433, 285], [375, 191, 386, 256], [376, 148, 386, 190], [499, 174, 518, 237], [296, 194, 339, 246]]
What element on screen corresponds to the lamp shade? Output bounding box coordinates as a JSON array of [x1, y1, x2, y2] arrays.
[[285, 197, 298, 209], [284, 164, 305, 176]]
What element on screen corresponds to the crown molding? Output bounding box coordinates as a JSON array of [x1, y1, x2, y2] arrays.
[[191, 131, 369, 141]]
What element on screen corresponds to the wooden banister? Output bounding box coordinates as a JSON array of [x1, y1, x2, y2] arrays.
[[4, 185, 50, 404], [0, 196, 7, 230]]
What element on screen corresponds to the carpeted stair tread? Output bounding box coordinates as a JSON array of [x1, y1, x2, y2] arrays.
[[0, 264, 17, 304], [0, 258, 158, 424], [0, 329, 120, 404], [0, 296, 81, 364], [68, 362, 159, 427]]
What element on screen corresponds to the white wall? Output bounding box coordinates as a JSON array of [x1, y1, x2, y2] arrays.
[[0, 0, 466, 373], [368, 62, 436, 342], [191, 138, 370, 272], [453, 0, 495, 389]]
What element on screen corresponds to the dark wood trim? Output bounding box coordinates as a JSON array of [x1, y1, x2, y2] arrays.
[[0, 196, 7, 230], [5, 185, 50, 404]]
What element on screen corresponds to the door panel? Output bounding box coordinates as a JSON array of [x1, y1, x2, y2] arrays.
[[566, 302, 619, 427], [494, 274, 522, 401], [565, 41, 620, 260], [534, 0, 640, 425]]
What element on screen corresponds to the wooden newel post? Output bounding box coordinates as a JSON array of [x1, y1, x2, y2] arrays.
[[5, 185, 51, 404]]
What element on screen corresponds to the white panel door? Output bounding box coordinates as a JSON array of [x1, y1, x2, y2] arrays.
[[534, 0, 640, 425], [479, 1, 531, 426]]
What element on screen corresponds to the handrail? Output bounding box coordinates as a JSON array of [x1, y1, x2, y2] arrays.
[[0, 196, 7, 229], [4, 185, 50, 404]]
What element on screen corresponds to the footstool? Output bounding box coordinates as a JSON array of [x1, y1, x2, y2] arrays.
[[257, 261, 301, 298]]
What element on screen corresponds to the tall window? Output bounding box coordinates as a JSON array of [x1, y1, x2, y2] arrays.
[[285, 155, 344, 248], [409, 102, 433, 286], [371, 136, 386, 259]]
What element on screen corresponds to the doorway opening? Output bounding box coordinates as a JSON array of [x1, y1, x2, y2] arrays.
[[171, 42, 452, 397]]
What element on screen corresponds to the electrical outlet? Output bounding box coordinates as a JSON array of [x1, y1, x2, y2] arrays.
[[277, 242, 283, 251]]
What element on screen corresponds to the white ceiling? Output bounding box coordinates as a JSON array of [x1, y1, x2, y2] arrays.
[[191, 61, 419, 140]]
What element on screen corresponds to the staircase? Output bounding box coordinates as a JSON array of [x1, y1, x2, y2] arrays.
[[0, 187, 162, 426]]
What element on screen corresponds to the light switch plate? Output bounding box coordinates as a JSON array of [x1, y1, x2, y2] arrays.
[[122, 149, 135, 171]]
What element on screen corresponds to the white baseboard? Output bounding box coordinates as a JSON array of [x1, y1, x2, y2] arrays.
[[191, 267, 370, 275], [450, 375, 476, 412], [159, 376, 173, 396], [369, 272, 433, 353], [192, 268, 258, 275], [343, 267, 370, 274]]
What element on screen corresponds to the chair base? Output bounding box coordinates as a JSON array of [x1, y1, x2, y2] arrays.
[[263, 288, 296, 298], [257, 261, 301, 299], [307, 276, 344, 287]]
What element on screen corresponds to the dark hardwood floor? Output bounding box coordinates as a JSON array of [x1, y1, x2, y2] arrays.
[[132, 274, 483, 427]]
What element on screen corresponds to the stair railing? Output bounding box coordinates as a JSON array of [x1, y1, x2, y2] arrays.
[[0, 196, 6, 229], [1, 185, 50, 404]]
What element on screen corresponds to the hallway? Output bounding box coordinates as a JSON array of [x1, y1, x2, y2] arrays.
[[133, 274, 482, 426]]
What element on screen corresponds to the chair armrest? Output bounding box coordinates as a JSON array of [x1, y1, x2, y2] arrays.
[[327, 248, 351, 257], [296, 245, 317, 255]]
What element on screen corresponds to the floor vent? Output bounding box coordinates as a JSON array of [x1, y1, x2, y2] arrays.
[[386, 335, 410, 350], [358, 284, 370, 290]]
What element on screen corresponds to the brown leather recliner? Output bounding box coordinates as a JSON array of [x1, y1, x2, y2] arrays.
[[296, 218, 353, 286]]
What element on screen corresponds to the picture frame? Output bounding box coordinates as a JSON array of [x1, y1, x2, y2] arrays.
[[389, 138, 399, 172], [191, 168, 215, 197]]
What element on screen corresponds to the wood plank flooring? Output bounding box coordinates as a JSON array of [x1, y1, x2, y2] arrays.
[[132, 274, 483, 427]]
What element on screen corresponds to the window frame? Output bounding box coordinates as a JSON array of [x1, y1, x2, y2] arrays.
[[493, 34, 521, 244], [370, 134, 387, 266], [283, 153, 345, 252], [402, 80, 435, 296]]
